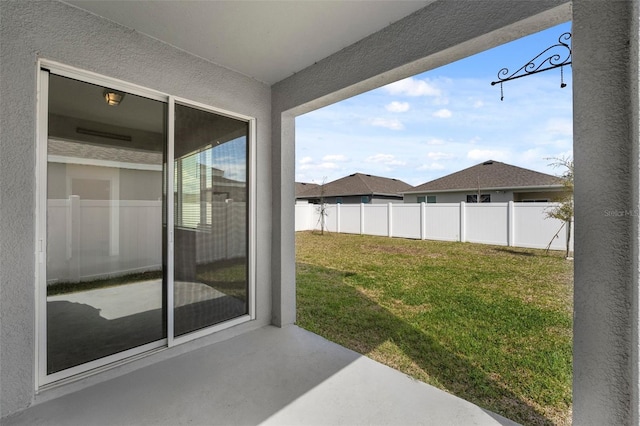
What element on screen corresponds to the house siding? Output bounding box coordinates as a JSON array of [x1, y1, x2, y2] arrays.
[[513, 190, 565, 202], [405, 190, 568, 204], [301, 195, 404, 204], [0, 1, 271, 417], [404, 191, 515, 203]]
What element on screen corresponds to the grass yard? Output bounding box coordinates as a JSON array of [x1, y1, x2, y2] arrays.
[[296, 231, 573, 426]]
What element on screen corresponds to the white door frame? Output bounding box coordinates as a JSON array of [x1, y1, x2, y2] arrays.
[[36, 60, 256, 389]]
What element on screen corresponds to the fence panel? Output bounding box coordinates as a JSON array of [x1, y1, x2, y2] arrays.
[[295, 203, 315, 231], [324, 205, 339, 233], [424, 204, 460, 241], [46, 199, 71, 281], [514, 203, 568, 250], [465, 203, 509, 245], [120, 200, 162, 269], [294, 202, 574, 253], [340, 205, 362, 234], [47, 198, 249, 283], [392, 204, 421, 239], [227, 201, 247, 258], [366, 204, 389, 236]]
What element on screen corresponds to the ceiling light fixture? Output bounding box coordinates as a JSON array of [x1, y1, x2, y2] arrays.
[[103, 89, 125, 106]]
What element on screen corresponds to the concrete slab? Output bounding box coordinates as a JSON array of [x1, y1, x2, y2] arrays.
[[4, 325, 519, 426], [47, 280, 226, 320]]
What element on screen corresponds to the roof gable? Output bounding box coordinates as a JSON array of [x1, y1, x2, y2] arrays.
[[295, 182, 319, 196], [297, 173, 412, 198], [408, 160, 564, 193]]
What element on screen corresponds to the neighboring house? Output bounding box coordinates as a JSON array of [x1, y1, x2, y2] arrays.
[[295, 182, 319, 203], [1, 1, 637, 425], [296, 173, 412, 204], [403, 160, 567, 204]]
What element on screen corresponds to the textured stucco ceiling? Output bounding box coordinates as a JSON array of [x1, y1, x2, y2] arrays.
[[65, 0, 432, 85]]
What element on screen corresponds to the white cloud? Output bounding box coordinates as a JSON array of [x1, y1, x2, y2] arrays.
[[299, 162, 339, 171], [318, 162, 339, 169], [322, 154, 348, 162], [369, 117, 404, 130], [299, 156, 313, 164], [433, 108, 452, 118], [365, 154, 406, 166], [520, 148, 544, 163], [418, 162, 446, 171], [384, 77, 441, 97], [427, 152, 454, 161], [467, 149, 510, 162], [473, 100, 484, 108], [385, 101, 410, 112], [425, 138, 445, 145]]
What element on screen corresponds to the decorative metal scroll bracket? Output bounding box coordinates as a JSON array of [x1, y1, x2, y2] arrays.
[[491, 32, 572, 101]]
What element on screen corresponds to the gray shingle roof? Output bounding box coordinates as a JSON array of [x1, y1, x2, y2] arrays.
[[295, 182, 319, 197], [406, 160, 564, 193], [297, 173, 412, 198]]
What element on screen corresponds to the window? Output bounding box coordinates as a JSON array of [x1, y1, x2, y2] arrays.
[[417, 196, 426, 203], [38, 64, 254, 385], [361, 196, 370, 204], [336, 197, 343, 204], [466, 194, 491, 203], [427, 195, 436, 204]]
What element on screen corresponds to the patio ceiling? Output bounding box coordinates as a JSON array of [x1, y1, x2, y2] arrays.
[[64, 0, 432, 85]]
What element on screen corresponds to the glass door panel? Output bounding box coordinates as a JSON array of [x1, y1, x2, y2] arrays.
[[46, 74, 167, 374], [174, 104, 248, 336]]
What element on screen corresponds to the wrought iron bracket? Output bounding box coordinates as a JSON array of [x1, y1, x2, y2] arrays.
[[491, 32, 572, 101]]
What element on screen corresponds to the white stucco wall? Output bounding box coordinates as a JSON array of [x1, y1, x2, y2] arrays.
[[572, 2, 640, 424], [0, 0, 271, 417]]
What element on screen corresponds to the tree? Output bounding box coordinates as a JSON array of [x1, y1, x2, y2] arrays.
[[545, 156, 573, 258], [315, 177, 329, 235]]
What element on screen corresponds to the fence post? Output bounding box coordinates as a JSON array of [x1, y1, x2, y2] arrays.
[[360, 203, 365, 235], [507, 201, 515, 247], [336, 203, 341, 234], [388, 203, 393, 238], [420, 202, 426, 240], [69, 195, 81, 280], [459, 201, 466, 242], [110, 198, 120, 257], [226, 201, 232, 258]]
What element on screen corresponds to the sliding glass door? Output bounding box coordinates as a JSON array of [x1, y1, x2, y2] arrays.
[[173, 104, 249, 336], [39, 65, 253, 384], [45, 74, 168, 375]]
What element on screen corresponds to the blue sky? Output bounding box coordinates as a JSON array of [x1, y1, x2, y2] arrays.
[[295, 22, 573, 187]]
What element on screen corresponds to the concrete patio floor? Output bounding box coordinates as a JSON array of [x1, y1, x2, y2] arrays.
[[4, 325, 518, 426]]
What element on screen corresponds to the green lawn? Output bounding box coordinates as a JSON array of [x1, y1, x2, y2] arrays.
[[296, 231, 573, 426]]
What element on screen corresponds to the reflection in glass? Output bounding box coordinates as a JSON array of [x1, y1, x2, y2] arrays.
[[174, 104, 248, 336], [46, 75, 167, 373]]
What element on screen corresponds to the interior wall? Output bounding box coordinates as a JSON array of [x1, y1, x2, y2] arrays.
[[0, 0, 271, 417]]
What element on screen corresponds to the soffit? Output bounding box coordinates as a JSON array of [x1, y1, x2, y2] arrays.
[[64, 0, 432, 85]]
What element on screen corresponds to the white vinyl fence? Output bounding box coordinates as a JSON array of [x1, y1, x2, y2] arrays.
[[47, 196, 246, 283], [296, 202, 574, 252]]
